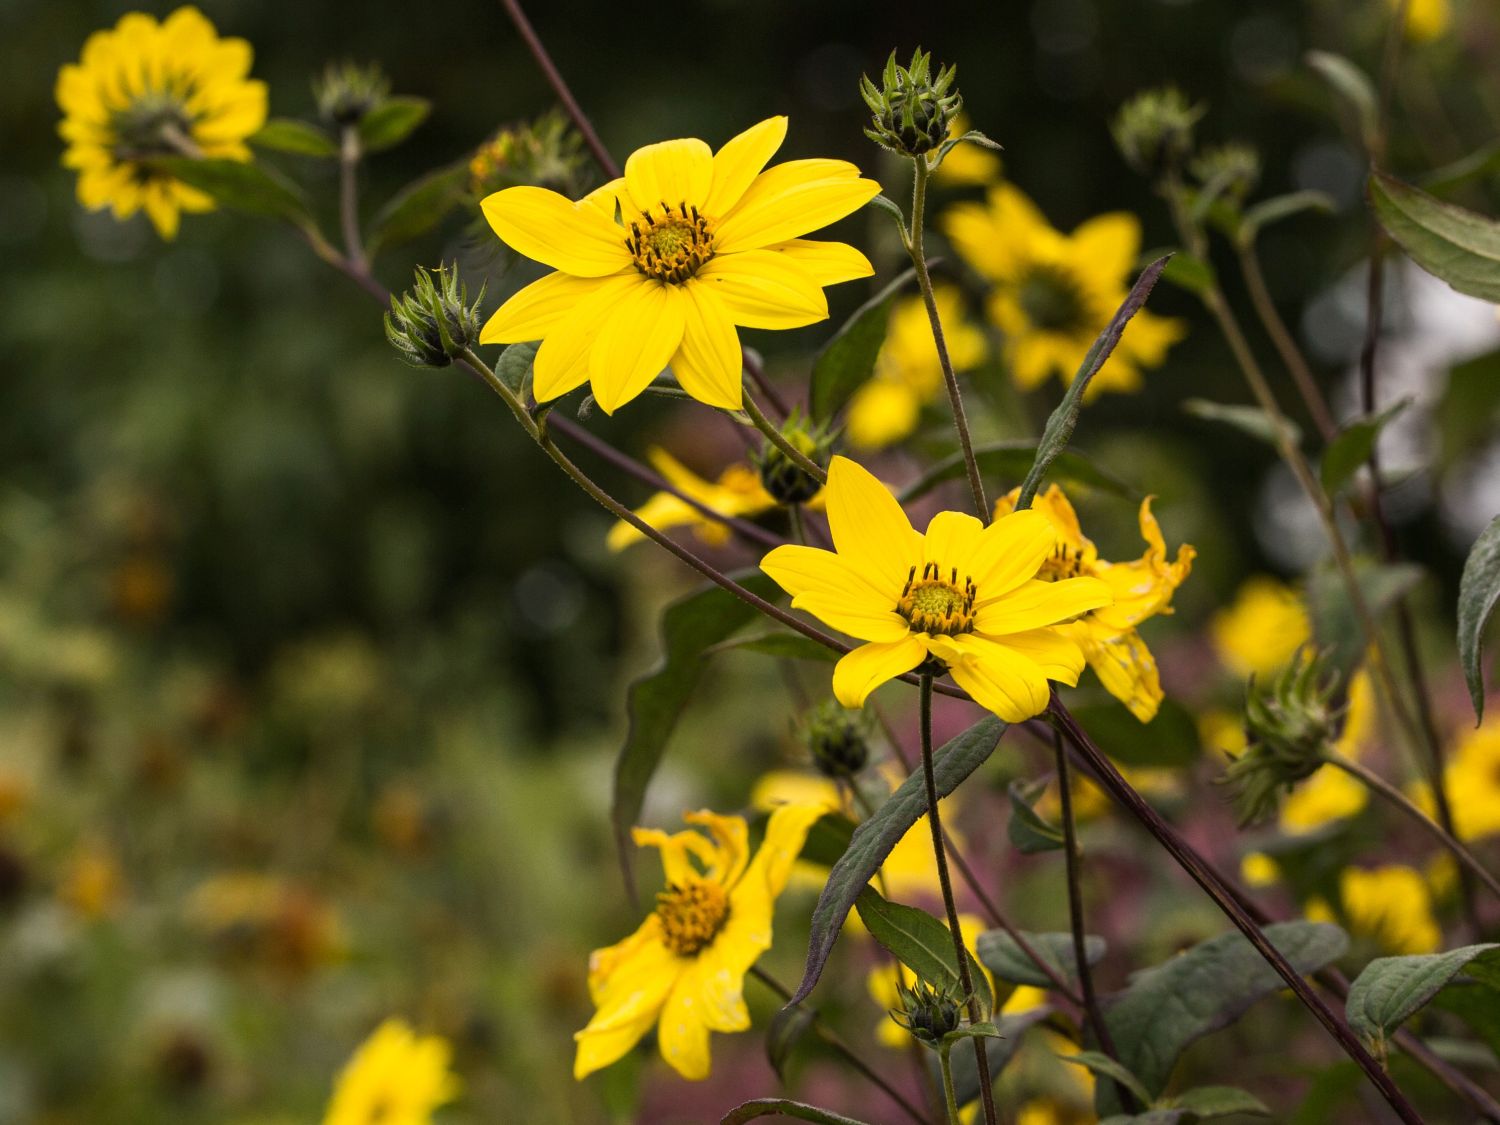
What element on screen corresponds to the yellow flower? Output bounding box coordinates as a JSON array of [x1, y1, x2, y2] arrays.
[[575, 802, 827, 1080], [1279, 668, 1373, 834], [479, 117, 879, 414], [1240, 851, 1280, 888], [942, 184, 1185, 396], [762, 457, 1110, 722], [933, 114, 1002, 186], [1395, 0, 1450, 41], [323, 1019, 458, 1125], [1197, 708, 1248, 756], [56, 7, 268, 239], [994, 484, 1194, 722], [1417, 715, 1500, 841], [60, 844, 124, 919], [1209, 575, 1309, 680], [846, 288, 988, 449], [1306, 865, 1441, 955]]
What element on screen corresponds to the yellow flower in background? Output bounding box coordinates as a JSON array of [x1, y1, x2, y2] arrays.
[[1197, 708, 1248, 757], [942, 184, 1185, 396], [1240, 851, 1279, 888], [1416, 715, 1500, 841], [1395, 0, 1450, 41], [1307, 865, 1441, 955], [56, 7, 268, 239], [60, 843, 124, 919], [1209, 575, 1309, 680], [323, 1019, 458, 1125], [575, 802, 827, 1080], [933, 114, 1003, 186], [994, 484, 1194, 722], [846, 288, 988, 449], [480, 117, 879, 414], [1038, 762, 1180, 824], [762, 457, 1110, 722], [1279, 668, 1373, 834]]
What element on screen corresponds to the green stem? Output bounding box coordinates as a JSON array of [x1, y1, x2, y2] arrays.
[[338, 125, 367, 273], [938, 1041, 961, 1125], [741, 392, 827, 484]]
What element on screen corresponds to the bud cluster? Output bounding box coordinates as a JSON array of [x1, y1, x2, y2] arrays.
[[384, 264, 484, 369], [861, 50, 961, 158], [889, 976, 962, 1044], [314, 62, 391, 128], [752, 411, 834, 506], [800, 698, 872, 779], [468, 111, 590, 199], [1190, 142, 1261, 203], [1111, 86, 1204, 177]]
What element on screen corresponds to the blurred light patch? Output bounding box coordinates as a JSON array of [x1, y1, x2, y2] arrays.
[[1441, 442, 1500, 547], [1254, 463, 1332, 572], [1291, 139, 1364, 211], [72, 205, 146, 263], [512, 562, 585, 637]]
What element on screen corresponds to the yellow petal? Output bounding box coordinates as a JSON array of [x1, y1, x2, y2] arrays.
[[481, 186, 631, 277], [678, 941, 752, 1033], [966, 509, 1057, 598], [606, 492, 700, 552], [824, 455, 922, 599], [142, 183, 181, 240], [704, 116, 787, 217], [681, 809, 752, 887], [999, 627, 1089, 686], [588, 283, 686, 414], [531, 274, 640, 401], [832, 636, 926, 707], [761, 544, 908, 642], [936, 634, 1052, 722], [480, 270, 611, 344], [574, 924, 682, 1079], [1070, 212, 1139, 281], [922, 510, 986, 573], [715, 159, 880, 253], [846, 379, 922, 449], [1084, 627, 1162, 721], [695, 250, 828, 329], [624, 137, 714, 214], [976, 576, 1111, 635], [763, 238, 874, 288], [656, 977, 714, 1080], [671, 283, 744, 410]]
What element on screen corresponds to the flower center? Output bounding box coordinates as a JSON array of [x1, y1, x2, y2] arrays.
[[627, 203, 716, 283], [1017, 265, 1089, 333], [898, 563, 976, 636], [110, 90, 197, 165], [1037, 543, 1086, 581], [656, 880, 730, 956]]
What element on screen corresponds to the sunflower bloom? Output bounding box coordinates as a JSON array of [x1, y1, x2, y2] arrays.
[[761, 457, 1110, 722], [323, 1019, 458, 1125], [1209, 575, 1309, 680], [1307, 865, 1441, 955], [994, 484, 1193, 722], [1414, 715, 1500, 841], [575, 802, 827, 1081], [846, 287, 988, 449], [943, 183, 1185, 396], [56, 7, 268, 239], [479, 117, 879, 415]]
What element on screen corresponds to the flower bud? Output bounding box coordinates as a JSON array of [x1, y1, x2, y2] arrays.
[[752, 412, 832, 506], [469, 110, 590, 198], [314, 62, 390, 127], [1190, 142, 1261, 203], [1111, 87, 1204, 177], [890, 977, 962, 1044], [861, 49, 962, 158], [802, 699, 872, 779], [384, 263, 484, 368]]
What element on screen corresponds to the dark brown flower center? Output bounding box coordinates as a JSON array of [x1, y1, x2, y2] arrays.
[[627, 203, 716, 283], [656, 880, 730, 956], [1017, 264, 1090, 333], [897, 563, 976, 636]]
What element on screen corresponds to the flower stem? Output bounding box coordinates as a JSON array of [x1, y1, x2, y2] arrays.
[[741, 391, 828, 484], [338, 125, 367, 273], [908, 158, 987, 521], [919, 674, 998, 1125], [937, 1041, 961, 1125]]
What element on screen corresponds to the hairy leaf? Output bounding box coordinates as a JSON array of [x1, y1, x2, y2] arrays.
[[855, 887, 992, 1015], [495, 341, 539, 396], [976, 929, 1105, 990], [1370, 171, 1500, 302], [1459, 515, 1500, 722], [1345, 944, 1500, 1052]]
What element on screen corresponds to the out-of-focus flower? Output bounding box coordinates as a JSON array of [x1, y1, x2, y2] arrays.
[[1110, 87, 1202, 178], [55, 7, 268, 238], [1415, 715, 1500, 841], [480, 117, 878, 414], [373, 782, 434, 856], [943, 184, 1185, 396], [994, 485, 1194, 721], [60, 843, 123, 919], [933, 114, 1002, 185], [1038, 763, 1180, 824], [846, 288, 988, 449], [1209, 575, 1309, 680], [468, 111, 589, 198], [606, 448, 791, 552], [1240, 850, 1280, 888], [188, 872, 346, 976], [1198, 708, 1248, 757], [762, 457, 1110, 721], [575, 803, 827, 1080], [0, 769, 30, 822], [1278, 667, 1373, 834], [1307, 865, 1441, 955], [313, 62, 388, 127], [800, 699, 873, 779], [323, 1019, 458, 1125], [1395, 0, 1450, 42]]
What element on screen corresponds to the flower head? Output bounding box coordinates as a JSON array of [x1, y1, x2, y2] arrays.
[[480, 118, 879, 414], [574, 802, 827, 1080], [1278, 667, 1374, 834], [1307, 866, 1441, 955], [943, 184, 1185, 396], [384, 263, 485, 368], [56, 7, 268, 239], [313, 62, 389, 127], [994, 484, 1194, 721], [1210, 575, 1309, 679], [860, 49, 962, 158], [761, 457, 1111, 722], [1111, 86, 1203, 177], [753, 411, 835, 506], [1416, 715, 1500, 841], [323, 1018, 458, 1125]]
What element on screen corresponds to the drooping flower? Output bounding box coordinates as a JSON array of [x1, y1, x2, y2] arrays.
[[942, 183, 1185, 396], [1414, 715, 1500, 841], [1307, 865, 1441, 955], [56, 7, 268, 239], [761, 457, 1111, 722], [323, 1018, 458, 1125], [479, 117, 879, 414], [574, 802, 828, 1081], [845, 287, 988, 449], [1209, 575, 1309, 680]]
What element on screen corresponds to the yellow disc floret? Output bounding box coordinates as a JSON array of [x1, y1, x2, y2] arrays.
[[627, 203, 717, 283], [655, 880, 731, 955], [897, 563, 976, 636]]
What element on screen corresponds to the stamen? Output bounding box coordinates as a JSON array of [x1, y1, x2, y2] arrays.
[[897, 563, 978, 637], [656, 880, 731, 956], [625, 204, 716, 284]]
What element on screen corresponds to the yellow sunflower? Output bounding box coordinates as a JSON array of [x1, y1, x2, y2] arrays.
[[993, 484, 1194, 722], [761, 457, 1111, 722], [1414, 714, 1500, 841], [1209, 575, 1309, 680], [942, 183, 1185, 396], [478, 117, 879, 414], [322, 1018, 458, 1125], [56, 7, 268, 239], [575, 802, 827, 1081]]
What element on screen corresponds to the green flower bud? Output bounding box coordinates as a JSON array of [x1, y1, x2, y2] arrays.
[[802, 699, 872, 779], [469, 110, 591, 199], [1190, 142, 1261, 202], [752, 411, 834, 506], [314, 62, 390, 127], [890, 977, 962, 1044], [384, 263, 484, 368], [1111, 87, 1204, 177], [861, 49, 962, 158]]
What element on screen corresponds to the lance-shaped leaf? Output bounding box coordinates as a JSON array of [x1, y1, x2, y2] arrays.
[[250, 118, 337, 156], [976, 929, 1105, 990], [787, 716, 1008, 1006], [855, 887, 992, 1014], [1007, 778, 1065, 854], [1370, 172, 1500, 303], [808, 268, 914, 421], [495, 341, 539, 396], [1183, 398, 1299, 448], [154, 157, 312, 225], [720, 1099, 875, 1125], [1459, 514, 1500, 722], [1063, 1051, 1153, 1110], [1016, 258, 1170, 510], [707, 631, 839, 663], [899, 442, 1137, 504], [1345, 944, 1500, 1054], [358, 96, 431, 153], [367, 163, 468, 255], [1306, 51, 1378, 151], [1319, 398, 1410, 497], [1163, 1086, 1272, 1120]]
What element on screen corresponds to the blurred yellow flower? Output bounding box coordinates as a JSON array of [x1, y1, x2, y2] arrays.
[[942, 184, 1185, 396], [60, 843, 123, 919], [323, 1019, 458, 1125], [933, 114, 1002, 185], [762, 457, 1110, 721], [994, 484, 1194, 721], [188, 872, 346, 976], [575, 803, 827, 1080], [1307, 865, 1441, 955], [1415, 715, 1500, 841], [1240, 851, 1279, 888], [1197, 708, 1248, 756], [55, 7, 268, 239], [480, 117, 878, 414], [846, 288, 988, 450], [1395, 0, 1450, 41], [1279, 668, 1373, 834], [1209, 575, 1309, 680], [0, 769, 30, 821]]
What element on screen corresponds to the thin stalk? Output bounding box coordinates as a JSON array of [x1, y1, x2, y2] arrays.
[[920, 675, 998, 1125], [338, 126, 367, 273], [741, 392, 827, 484], [1234, 242, 1337, 443], [907, 158, 986, 520], [1323, 751, 1500, 901], [937, 1042, 962, 1125]]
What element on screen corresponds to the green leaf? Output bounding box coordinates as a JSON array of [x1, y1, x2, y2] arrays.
[[1158, 251, 1216, 296], [1369, 171, 1500, 302], [796, 812, 856, 868], [1239, 190, 1336, 244], [1319, 398, 1411, 497], [868, 193, 907, 228], [495, 341, 539, 396], [1307, 558, 1425, 677], [1306, 51, 1378, 150], [1433, 982, 1500, 1059], [708, 631, 840, 663], [943, 1021, 1002, 1043], [1182, 398, 1299, 447], [855, 887, 993, 1014], [153, 157, 311, 225], [787, 716, 1008, 1006], [1345, 944, 1500, 1054], [809, 269, 913, 421], [1418, 140, 1500, 196], [249, 117, 338, 156], [719, 1099, 875, 1125], [898, 441, 1137, 504], [1100, 921, 1348, 1106], [1007, 778, 1065, 854], [765, 1005, 816, 1084], [612, 572, 780, 897], [1062, 1051, 1154, 1110], [367, 164, 468, 254], [1459, 515, 1500, 722], [1016, 257, 1171, 509], [976, 929, 1106, 990], [944, 1007, 1052, 1109], [1065, 698, 1202, 769], [358, 96, 432, 153], [1166, 1086, 1272, 1119]]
